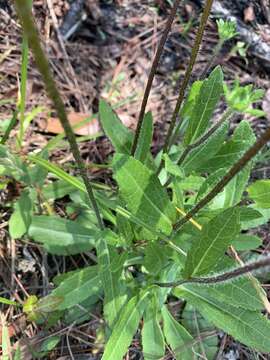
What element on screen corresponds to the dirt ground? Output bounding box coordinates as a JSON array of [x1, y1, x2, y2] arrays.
[[1, 0, 270, 359]]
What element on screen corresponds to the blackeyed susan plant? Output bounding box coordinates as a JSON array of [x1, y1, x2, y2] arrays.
[[2, 0, 270, 358]]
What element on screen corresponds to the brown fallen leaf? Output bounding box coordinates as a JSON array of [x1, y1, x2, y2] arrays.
[[45, 112, 100, 136]]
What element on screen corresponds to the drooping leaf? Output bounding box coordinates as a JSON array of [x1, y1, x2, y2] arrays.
[[142, 301, 165, 360], [113, 154, 176, 235], [174, 286, 270, 353], [134, 112, 153, 163], [162, 305, 193, 360], [248, 180, 270, 208], [9, 191, 33, 239], [28, 215, 98, 255], [99, 100, 133, 154], [101, 291, 149, 360], [184, 66, 224, 145], [182, 120, 229, 175], [184, 207, 240, 277], [50, 266, 101, 310]]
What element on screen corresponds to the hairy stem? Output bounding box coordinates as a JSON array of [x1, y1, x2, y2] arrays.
[[174, 126, 270, 231], [14, 0, 104, 229], [156, 257, 270, 287], [165, 108, 233, 187], [131, 0, 181, 155], [157, 0, 214, 173]]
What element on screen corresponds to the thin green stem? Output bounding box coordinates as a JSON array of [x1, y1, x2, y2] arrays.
[[156, 256, 270, 287], [164, 108, 233, 187], [131, 0, 181, 155], [14, 0, 104, 230], [174, 126, 270, 232], [157, 0, 214, 174], [18, 9, 30, 148]]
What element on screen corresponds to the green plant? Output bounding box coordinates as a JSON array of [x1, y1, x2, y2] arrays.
[[2, 0, 270, 358]]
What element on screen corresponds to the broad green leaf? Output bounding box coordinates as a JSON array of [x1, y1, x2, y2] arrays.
[[64, 295, 99, 325], [38, 336, 60, 356], [184, 207, 240, 277], [134, 112, 153, 163], [174, 286, 270, 353], [181, 81, 203, 120], [113, 154, 175, 235], [142, 301, 165, 360], [0, 144, 30, 183], [232, 234, 262, 251], [185, 277, 264, 311], [144, 243, 168, 275], [197, 120, 256, 173], [99, 100, 133, 154], [164, 154, 184, 178], [181, 303, 218, 360], [42, 180, 77, 200], [211, 163, 252, 209], [174, 175, 205, 191], [116, 212, 134, 245], [116, 206, 161, 237], [28, 215, 97, 255], [182, 120, 228, 174], [9, 191, 33, 239], [102, 291, 149, 360], [241, 206, 270, 230], [157, 263, 181, 306], [184, 66, 224, 145], [96, 236, 127, 328], [162, 306, 193, 360], [248, 180, 270, 208], [50, 266, 101, 310]]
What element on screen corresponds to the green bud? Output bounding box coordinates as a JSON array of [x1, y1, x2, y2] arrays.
[[217, 19, 238, 41]]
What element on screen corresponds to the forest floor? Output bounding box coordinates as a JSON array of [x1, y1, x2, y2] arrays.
[[1, 0, 270, 359]]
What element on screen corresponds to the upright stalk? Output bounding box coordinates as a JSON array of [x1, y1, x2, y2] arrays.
[[18, 0, 32, 149], [157, 0, 214, 173], [174, 126, 270, 231], [14, 0, 104, 230], [131, 0, 181, 155]]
